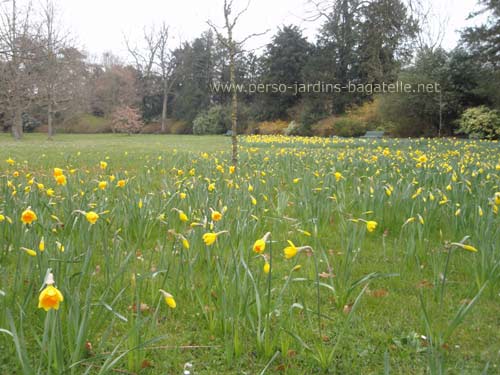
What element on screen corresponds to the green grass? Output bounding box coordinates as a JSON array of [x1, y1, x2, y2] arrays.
[[0, 133, 499, 374]]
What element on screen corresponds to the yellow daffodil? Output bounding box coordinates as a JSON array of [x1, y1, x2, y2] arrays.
[[21, 208, 37, 225], [159, 289, 176, 309], [53, 168, 63, 177], [494, 192, 500, 206], [202, 231, 227, 246], [86, 211, 99, 224], [21, 247, 37, 257], [263, 262, 270, 274], [56, 175, 67, 186], [39, 238, 45, 252], [211, 210, 222, 222], [38, 273, 63, 311], [253, 232, 270, 254], [451, 242, 478, 253], [178, 210, 188, 222], [366, 221, 378, 233], [284, 241, 298, 259]]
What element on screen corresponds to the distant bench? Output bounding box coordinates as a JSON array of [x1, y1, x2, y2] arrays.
[[361, 131, 385, 138]]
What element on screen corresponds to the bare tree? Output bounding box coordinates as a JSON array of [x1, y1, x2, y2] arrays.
[[208, 0, 268, 167], [38, 0, 77, 139], [0, 0, 36, 139], [405, 0, 447, 52], [125, 23, 177, 133]]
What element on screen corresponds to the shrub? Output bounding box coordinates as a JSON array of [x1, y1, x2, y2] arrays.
[[332, 118, 366, 137], [111, 106, 144, 135], [284, 121, 302, 136], [456, 106, 500, 140], [22, 113, 41, 132], [193, 105, 230, 135], [255, 120, 289, 135]]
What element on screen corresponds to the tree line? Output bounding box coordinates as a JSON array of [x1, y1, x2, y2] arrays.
[[1, 0, 498, 140]]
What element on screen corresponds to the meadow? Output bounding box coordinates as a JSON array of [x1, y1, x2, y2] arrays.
[[0, 133, 499, 374]]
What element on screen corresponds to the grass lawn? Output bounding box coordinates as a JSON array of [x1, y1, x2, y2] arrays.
[[0, 133, 499, 374]]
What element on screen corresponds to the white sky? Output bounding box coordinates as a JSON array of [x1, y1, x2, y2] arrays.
[[52, 0, 486, 61]]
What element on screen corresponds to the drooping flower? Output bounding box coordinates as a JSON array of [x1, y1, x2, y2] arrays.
[[253, 232, 271, 254], [159, 289, 176, 309], [494, 192, 500, 206], [263, 262, 270, 274], [21, 208, 37, 225], [451, 242, 478, 253], [366, 221, 378, 233], [86, 211, 99, 224], [202, 231, 227, 246], [202, 232, 218, 246], [283, 241, 298, 259], [39, 238, 45, 252], [21, 247, 37, 257], [253, 239, 266, 254], [178, 210, 188, 222], [38, 272, 64, 311]]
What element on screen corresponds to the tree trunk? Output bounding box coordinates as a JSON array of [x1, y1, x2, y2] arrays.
[[161, 84, 168, 133], [10, 0, 22, 140], [12, 107, 23, 140], [48, 100, 54, 139], [229, 43, 238, 167]]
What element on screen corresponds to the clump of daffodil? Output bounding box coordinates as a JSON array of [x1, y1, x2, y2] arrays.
[[159, 289, 176, 309], [38, 271, 64, 311], [283, 241, 312, 260], [21, 208, 37, 225], [253, 232, 271, 254], [202, 231, 228, 246]]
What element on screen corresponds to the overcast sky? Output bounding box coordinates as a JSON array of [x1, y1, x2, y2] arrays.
[[52, 0, 485, 61]]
